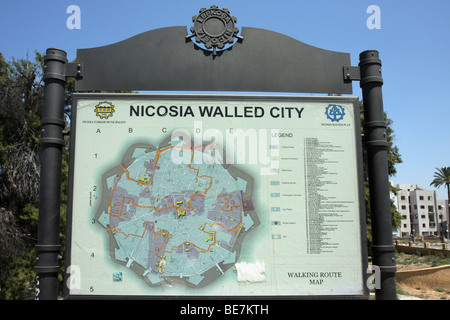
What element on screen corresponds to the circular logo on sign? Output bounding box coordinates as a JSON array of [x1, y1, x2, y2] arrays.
[[94, 101, 115, 119], [189, 5, 241, 55], [325, 104, 346, 122]]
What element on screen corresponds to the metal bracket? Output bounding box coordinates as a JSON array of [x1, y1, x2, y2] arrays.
[[65, 62, 83, 79], [343, 66, 361, 81]]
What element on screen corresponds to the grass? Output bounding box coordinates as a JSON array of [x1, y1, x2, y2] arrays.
[[396, 252, 450, 267], [422, 255, 450, 267], [395, 252, 450, 300], [435, 288, 450, 294]]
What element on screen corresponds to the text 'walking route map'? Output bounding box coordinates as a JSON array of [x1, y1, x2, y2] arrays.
[[95, 136, 259, 288]]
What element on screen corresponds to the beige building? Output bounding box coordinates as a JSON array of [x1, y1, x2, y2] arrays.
[[393, 184, 449, 239]]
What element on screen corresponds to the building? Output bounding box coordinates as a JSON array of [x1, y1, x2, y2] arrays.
[[393, 184, 449, 239]]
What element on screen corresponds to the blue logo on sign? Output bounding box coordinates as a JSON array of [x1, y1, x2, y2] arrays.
[[325, 104, 345, 122]]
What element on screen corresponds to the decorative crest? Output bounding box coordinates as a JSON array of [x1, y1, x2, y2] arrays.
[[187, 5, 243, 55]]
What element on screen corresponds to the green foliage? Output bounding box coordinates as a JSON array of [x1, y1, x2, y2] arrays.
[[430, 167, 450, 203], [360, 102, 403, 245], [430, 167, 450, 239], [423, 254, 450, 267], [430, 167, 450, 188], [396, 252, 450, 268], [2, 249, 37, 300], [0, 51, 69, 299], [385, 117, 402, 177]]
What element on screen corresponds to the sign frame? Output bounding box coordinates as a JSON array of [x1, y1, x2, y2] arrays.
[[64, 93, 369, 300]]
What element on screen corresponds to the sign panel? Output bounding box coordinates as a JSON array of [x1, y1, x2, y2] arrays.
[[65, 94, 367, 298]]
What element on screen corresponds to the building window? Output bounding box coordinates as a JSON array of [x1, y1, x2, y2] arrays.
[[420, 205, 425, 209], [419, 196, 424, 200], [401, 205, 406, 210], [428, 196, 432, 201], [401, 196, 406, 200]]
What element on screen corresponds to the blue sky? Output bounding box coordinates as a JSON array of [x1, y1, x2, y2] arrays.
[[1, 0, 449, 199]]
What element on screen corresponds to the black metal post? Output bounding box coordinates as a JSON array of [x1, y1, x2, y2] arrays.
[[35, 48, 67, 300], [359, 50, 397, 300]]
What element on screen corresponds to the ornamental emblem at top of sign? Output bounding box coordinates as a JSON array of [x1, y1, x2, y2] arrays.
[[187, 5, 243, 56]]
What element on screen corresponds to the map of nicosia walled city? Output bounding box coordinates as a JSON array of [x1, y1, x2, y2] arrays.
[[95, 136, 259, 288]]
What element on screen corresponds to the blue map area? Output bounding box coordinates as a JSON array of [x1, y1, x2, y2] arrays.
[[96, 139, 258, 287]]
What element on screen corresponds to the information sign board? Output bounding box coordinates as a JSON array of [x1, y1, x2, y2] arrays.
[[65, 94, 368, 298]]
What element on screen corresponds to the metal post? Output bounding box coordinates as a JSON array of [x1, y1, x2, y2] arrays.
[[35, 48, 67, 300], [359, 50, 397, 300]]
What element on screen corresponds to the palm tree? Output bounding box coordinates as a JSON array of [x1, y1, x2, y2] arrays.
[[430, 167, 450, 241]]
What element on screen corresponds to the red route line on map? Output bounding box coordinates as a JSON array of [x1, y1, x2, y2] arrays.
[[104, 145, 243, 260]]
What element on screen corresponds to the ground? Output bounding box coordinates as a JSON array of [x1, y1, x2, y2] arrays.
[[395, 252, 450, 300]]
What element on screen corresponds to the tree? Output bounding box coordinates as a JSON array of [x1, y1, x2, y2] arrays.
[[0, 51, 42, 298], [0, 51, 70, 299], [360, 103, 403, 245], [430, 167, 450, 239], [0, 50, 125, 299], [430, 167, 450, 200]]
